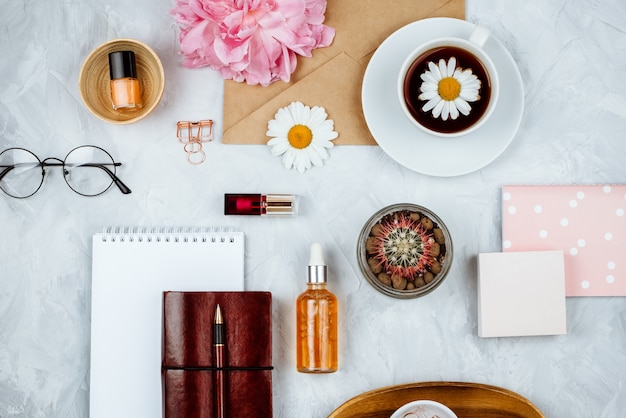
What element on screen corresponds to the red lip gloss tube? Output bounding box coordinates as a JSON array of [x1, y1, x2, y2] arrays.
[[224, 194, 298, 216]]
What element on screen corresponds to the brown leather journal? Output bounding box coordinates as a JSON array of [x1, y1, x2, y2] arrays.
[[162, 291, 273, 418]]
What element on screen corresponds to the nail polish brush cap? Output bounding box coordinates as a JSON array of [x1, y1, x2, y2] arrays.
[[109, 50, 137, 80], [308, 243, 328, 284]]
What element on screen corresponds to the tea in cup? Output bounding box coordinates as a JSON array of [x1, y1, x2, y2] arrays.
[[398, 26, 499, 137]]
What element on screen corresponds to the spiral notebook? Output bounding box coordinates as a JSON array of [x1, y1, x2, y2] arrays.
[[89, 227, 245, 418]]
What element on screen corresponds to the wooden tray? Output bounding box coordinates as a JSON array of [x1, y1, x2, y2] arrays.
[[328, 382, 545, 418]]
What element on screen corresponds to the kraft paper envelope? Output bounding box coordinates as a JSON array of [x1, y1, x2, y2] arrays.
[[223, 0, 465, 145]]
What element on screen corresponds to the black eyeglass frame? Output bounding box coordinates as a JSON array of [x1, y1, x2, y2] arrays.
[[0, 145, 132, 198]]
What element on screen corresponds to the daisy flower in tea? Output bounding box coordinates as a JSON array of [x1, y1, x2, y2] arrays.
[[267, 102, 338, 173], [418, 57, 481, 121]]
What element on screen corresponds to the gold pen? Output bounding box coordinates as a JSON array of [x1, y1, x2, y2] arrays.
[[214, 304, 226, 418]]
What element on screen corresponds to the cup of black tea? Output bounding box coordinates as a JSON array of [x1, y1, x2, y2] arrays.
[[398, 26, 499, 137]]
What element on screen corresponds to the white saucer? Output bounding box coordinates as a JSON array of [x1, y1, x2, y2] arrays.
[[362, 18, 524, 177]]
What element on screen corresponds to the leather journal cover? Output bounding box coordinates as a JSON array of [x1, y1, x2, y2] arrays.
[[162, 291, 273, 418]]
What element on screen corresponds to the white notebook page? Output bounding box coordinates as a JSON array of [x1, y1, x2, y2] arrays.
[[89, 228, 244, 418]]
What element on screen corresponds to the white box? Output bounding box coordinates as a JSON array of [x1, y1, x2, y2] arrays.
[[477, 251, 567, 337]]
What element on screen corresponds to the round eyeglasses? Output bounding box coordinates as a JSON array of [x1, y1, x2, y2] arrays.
[[0, 145, 132, 198]]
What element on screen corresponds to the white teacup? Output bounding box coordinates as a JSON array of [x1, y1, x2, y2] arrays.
[[398, 25, 499, 138]]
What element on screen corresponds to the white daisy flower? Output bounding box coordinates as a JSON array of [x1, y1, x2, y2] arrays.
[[418, 57, 481, 121], [266, 101, 338, 173]]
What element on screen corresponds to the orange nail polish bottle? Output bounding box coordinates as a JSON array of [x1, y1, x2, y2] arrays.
[[108, 51, 142, 111]]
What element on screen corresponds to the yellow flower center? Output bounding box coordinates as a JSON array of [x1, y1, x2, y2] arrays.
[[438, 77, 461, 101], [287, 124, 313, 149]]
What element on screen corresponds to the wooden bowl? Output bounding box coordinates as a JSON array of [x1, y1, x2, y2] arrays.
[[329, 381, 546, 418], [79, 39, 164, 124]]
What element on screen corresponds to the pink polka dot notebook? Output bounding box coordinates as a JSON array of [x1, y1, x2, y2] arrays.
[[502, 185, 626, 297]]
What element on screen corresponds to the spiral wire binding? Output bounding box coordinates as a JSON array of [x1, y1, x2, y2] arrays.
[[98, 226, 238, 243]]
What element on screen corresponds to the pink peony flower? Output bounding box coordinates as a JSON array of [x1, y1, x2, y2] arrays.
[[171, 0, 335, 86]]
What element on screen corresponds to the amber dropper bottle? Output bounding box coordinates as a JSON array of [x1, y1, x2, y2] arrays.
[[296, 243, 338, 373], [108, 50, 142, 111]]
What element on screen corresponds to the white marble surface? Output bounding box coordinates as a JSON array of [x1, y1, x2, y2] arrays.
[[1, 1, 625, 417]]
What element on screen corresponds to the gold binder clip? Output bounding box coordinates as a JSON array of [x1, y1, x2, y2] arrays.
[[176, 120, 213, 165], [176, 120, 213, 144]]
